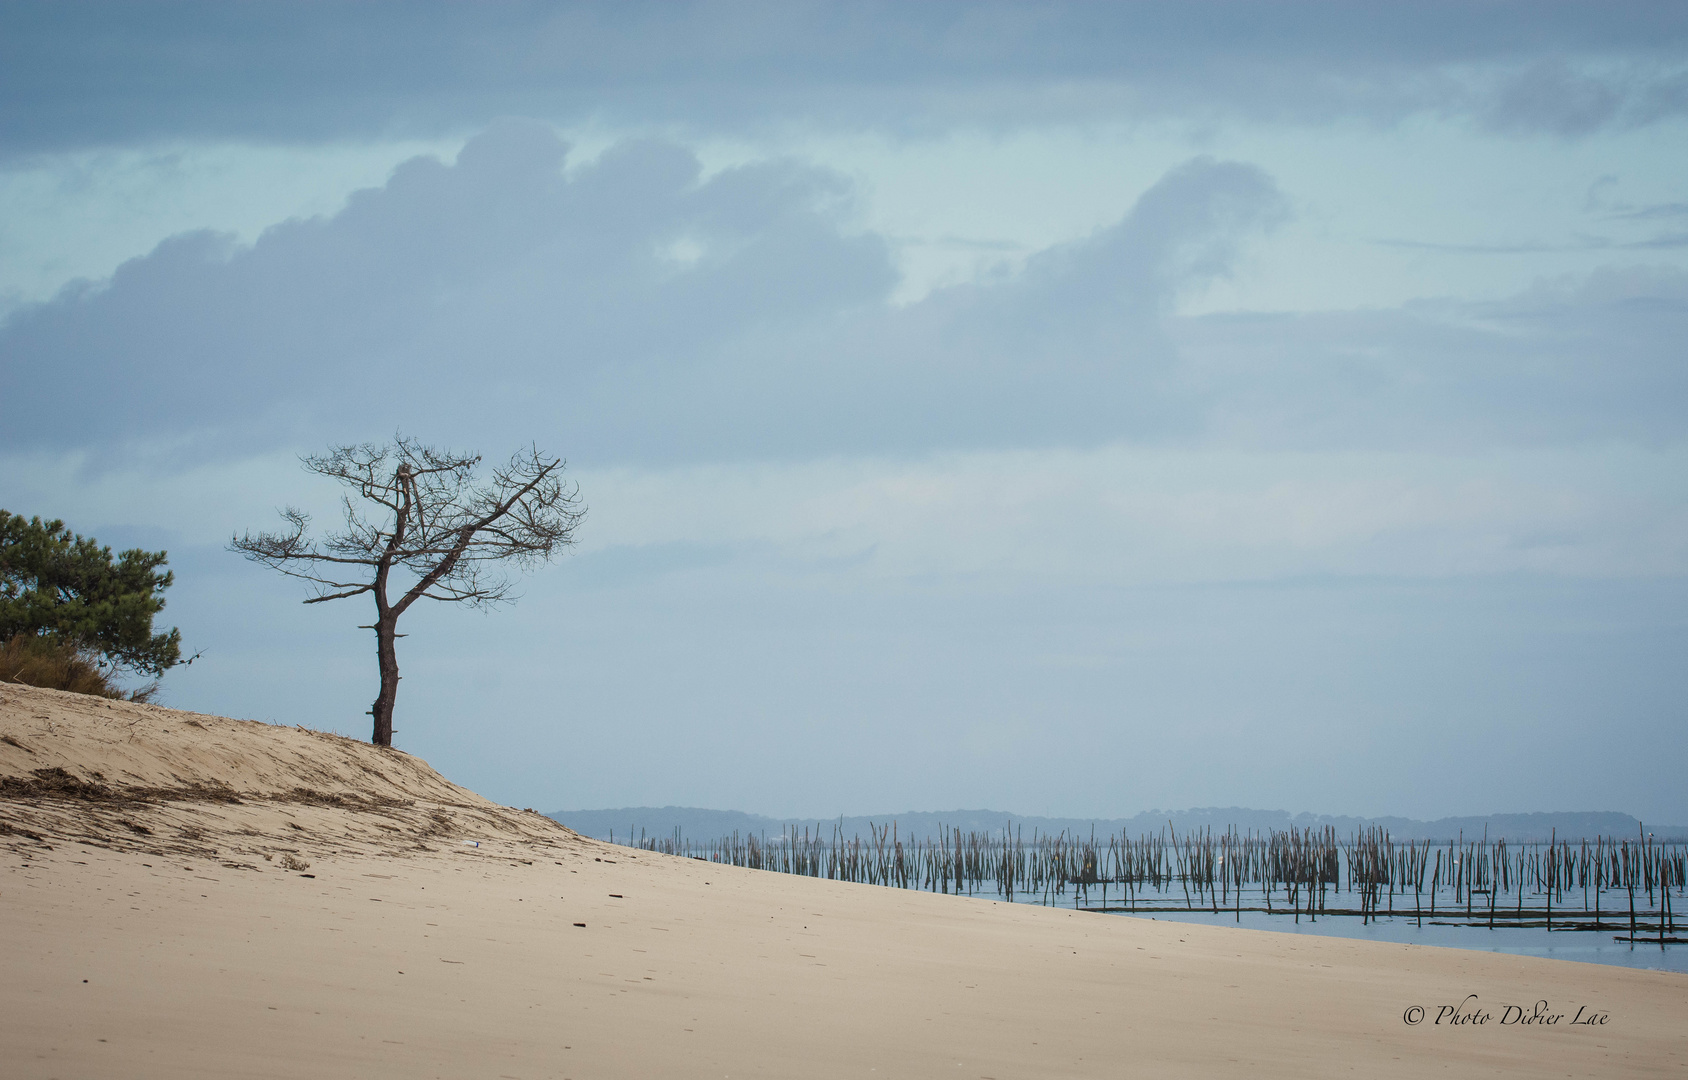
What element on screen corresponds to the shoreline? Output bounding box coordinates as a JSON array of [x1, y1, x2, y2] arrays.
[[4, 684, 1684, 1078]]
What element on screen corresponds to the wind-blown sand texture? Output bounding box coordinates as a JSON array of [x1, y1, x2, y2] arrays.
[[3, 684, 1683, 1079]]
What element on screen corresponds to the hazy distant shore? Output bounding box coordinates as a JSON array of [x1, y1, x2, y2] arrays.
[[553, 805, 1688, 845]]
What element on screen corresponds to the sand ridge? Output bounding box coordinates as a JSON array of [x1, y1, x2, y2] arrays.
[[0, 683, 567, 866], [3, 684, 1684, 1078]]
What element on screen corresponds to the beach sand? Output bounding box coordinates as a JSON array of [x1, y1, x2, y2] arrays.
[[3, 683, 1682, 1078]]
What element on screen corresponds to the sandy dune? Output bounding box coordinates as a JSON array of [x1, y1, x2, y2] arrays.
[[3, 684, 1683, 1078]]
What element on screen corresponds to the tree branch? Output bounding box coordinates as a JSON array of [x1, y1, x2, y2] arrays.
[[232, 436, 583, 617]]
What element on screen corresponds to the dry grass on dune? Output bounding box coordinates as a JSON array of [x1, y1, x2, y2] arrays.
[[0, 634, 155, 702]]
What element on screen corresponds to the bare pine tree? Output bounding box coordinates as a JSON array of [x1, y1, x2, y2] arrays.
[[231, 436, 584, 747]]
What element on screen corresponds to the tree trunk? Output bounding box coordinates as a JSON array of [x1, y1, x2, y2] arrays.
[[368, 492, 404, 748], [370, 614, 399, 747]]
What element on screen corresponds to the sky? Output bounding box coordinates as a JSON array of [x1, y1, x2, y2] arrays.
[[2, 2, 1685, 824]]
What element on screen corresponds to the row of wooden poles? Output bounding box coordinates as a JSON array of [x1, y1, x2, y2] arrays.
[[616, 822, 1683, 942]]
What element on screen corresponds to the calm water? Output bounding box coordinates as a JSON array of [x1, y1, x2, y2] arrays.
[[617, 829, 1685, 973], [1107, 907, 1686, 973]]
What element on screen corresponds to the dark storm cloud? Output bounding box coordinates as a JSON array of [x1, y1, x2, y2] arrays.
[[0, 123, 1288, 462], [3, 1, 1687, 155]]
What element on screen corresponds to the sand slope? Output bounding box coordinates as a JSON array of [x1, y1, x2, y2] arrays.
[[3, 684, 1683, 1079]]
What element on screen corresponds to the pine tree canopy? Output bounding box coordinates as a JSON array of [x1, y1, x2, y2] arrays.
[[0, 511, 183, 677]]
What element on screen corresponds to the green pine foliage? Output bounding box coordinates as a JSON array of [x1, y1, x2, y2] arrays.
[[0, 511, 183, 679]]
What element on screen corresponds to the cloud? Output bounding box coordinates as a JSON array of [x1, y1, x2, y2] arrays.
[[1478, 59, 1627, 137], [1611, 201, 1688, 222], [0, 123, 1285, 463], [1174, 264, 1688, 451], [0, 124, 886, 457], [4, 2, 1687, 155], [572, 443, 1688, 586], [4, 122, 1683, 476]]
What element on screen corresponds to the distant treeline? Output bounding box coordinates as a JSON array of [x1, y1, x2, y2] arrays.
[[548, 806, 1688, 845]]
